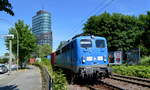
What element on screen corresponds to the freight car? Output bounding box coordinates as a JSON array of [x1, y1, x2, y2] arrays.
[[51, 35, 112, 80]]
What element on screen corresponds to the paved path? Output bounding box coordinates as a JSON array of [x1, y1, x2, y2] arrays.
[[0, 65, 42, 90], [0, 72, 9, 80]]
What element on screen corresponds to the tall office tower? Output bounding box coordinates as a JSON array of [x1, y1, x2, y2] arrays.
[[32, 10, 52, 48]]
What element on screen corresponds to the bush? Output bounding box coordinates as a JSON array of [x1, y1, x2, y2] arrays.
[[112, 65, 150, 78], [0, 58, 9, 63], [53, 69, 67, 90], [35, 58, 68, 90], [140, 56, 150, 65]]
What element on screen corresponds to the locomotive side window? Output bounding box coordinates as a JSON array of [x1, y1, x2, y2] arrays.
[[80, 39, 92, 48], [96, 40, 105, 48]]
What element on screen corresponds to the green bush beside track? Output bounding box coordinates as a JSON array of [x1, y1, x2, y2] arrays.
[[112, 65, 150, 78], [34, 58, 68, 90], [112, 56, 150, 78], [140, 56, 150, 65]]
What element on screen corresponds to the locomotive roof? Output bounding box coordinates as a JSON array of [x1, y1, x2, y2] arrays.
[[72, 33, 105, 39], [57, 33, 105, 51]]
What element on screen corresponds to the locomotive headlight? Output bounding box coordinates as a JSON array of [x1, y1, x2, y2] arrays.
[[83, 60, 86, 63], [103, 56, 107, 62], [98, 56, 103, 61]]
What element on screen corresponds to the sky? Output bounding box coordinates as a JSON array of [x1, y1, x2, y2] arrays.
[[0, 0, 150, 56]]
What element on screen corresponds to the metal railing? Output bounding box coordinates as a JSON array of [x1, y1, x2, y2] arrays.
[[35, 64, 53, 90]]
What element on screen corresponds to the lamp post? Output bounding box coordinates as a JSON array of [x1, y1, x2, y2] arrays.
[[0, 18, 19, 71]]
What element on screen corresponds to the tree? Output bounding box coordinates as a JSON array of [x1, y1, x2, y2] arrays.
[[36, 44, 52, 58], [6, 20, 37, 68], [57, 41, 67, 50], [0, 58, 9, 63], [4, 52, 9, 56], [0, 0, 14, 16], [139, 12, 150, 55], [83, 12, 143, 52]]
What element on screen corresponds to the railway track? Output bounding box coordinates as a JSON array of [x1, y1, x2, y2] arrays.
[[111, 74, 150, 88], [86, 74, 150, 90], [68, 79, 125, 90], [69, 74, 150, 90], [86, 81, 125, 90]]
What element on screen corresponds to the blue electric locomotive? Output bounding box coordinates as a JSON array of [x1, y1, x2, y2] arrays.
[[54, 35, 111, 79]]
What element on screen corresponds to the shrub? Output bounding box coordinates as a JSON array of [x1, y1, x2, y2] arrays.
[[140, 56, 150, 65], [0, 58, 9, 63], [112, 65, 150, 78], [35, 58, 68, 90], [53, 69, 67, 90]]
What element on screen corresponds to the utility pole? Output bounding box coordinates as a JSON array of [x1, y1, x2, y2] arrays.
[[9, 39, 12, 74], [6, 34, 14, 75], [0, 18, 19, 71], [16, 32, 19, 71], [0, 34, 14, 74]]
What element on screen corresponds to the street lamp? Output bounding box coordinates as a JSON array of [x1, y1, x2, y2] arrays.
[[0, 18, 19, 71]]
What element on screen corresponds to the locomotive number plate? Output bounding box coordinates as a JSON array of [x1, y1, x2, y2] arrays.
[[98, 56, 103, 60], [86, 57, 92, 61]]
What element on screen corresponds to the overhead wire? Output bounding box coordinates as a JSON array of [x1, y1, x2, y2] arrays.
[[95, 0, 115, 15], [64, 0, 115, 39], [64, 0, 108, 39]]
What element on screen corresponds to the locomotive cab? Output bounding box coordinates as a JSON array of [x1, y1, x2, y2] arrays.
[[54, 35, 112, 80], [75, 36, 111, 78]]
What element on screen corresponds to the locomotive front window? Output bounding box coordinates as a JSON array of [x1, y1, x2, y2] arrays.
[[96, 40, 105, 48], [80, 39, 92, 48]]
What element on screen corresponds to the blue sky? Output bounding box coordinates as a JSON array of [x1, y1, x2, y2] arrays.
[[0, 0, 150, 56]]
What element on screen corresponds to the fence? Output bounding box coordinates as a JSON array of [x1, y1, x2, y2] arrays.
[[126, 48, 140, 65], [109, 48, 141, 65], [35, 64, 53, 90]]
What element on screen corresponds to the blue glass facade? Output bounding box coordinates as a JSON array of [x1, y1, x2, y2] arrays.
[[32, 10, 52, 48]]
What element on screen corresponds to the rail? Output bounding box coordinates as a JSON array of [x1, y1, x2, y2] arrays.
[[112, 74, 150, 83], [86, 81, 125, 90], [100, 81, 125, 90], [111, 74, 150, 88]]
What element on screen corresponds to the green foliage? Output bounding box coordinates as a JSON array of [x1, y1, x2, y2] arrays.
[[53, 69, 68, 90], [0, 0, 14, 16], [140, 56, 150, 65], [112, 65, 150, 78], [35, 58, 68, 90], [4, 53, 9, 56], [83, 12, 150, 56], [40, 58, 51, 66], [6, 20, 37, 68], [83, 12, 143, 51], [57, 41, 67, 50], [0, 58, 8, 63], [139, 45, 149, 56], [35, 44, 52, 58], [139, 12, 150, 55]]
